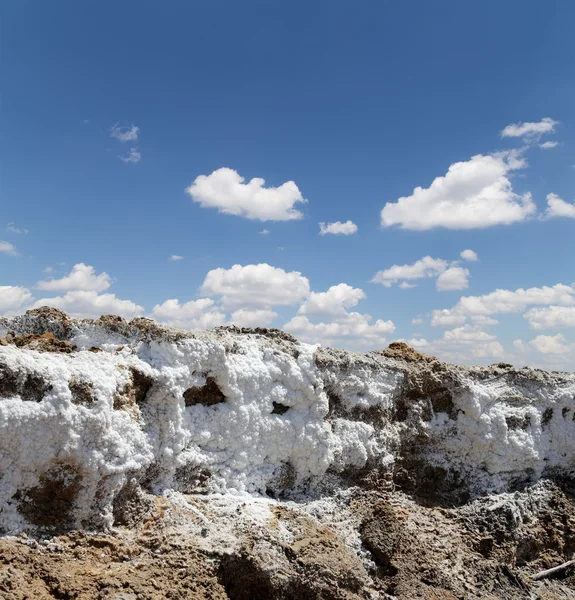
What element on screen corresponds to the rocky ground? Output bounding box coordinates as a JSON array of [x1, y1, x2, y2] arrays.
[[0, 308, 574, 599]]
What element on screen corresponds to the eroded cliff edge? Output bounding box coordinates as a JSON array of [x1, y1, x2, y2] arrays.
[[0, 308, 574, 599]]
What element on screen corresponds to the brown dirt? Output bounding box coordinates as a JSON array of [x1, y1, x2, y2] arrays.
[[1, 332, 76, 354], [378, 341, 436, 363], [183, 376, 226, 407]]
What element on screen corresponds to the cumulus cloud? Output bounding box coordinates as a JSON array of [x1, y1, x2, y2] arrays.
[[32, 291, 144, 319], [430, 283, 575, 327], [524, 306, 575, 330], [0, 286, 33, 314], [298, 284, 365, 318], [435, 267, 470, 291], [380, 152, 535, 230], [529, 333, 570, 355], [284, 313, 395, 350], [318, 221, 358, 236], [460, 249, 478, 262], [110, 124, 139, 142], [430, 310, 467, 328], [229, 308, 278, 328], [151, 298, 226, 330], [543, 193, 575, 219], [500, 117, 558, 142], [259, 229, 270, 235], [119, 148, 141, 164], [169, 255, 184, 261], [540, 141, 559, 149], [37, 263, 112, 292], [6, 223, 28, 235], [372, 256, 448, 287], [409, 325, 505, 364], [200, 263, 310, 309], [186, 168, 306, 221], [399, 282, 418, 289]]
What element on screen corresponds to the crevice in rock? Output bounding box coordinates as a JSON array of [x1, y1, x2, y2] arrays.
[[184, 376, 226, 407]]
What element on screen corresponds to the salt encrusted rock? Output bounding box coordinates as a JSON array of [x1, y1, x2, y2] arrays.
[[0, 309, 574, 535]]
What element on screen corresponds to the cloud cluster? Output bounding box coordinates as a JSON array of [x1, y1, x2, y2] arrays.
[[372, 251, 476, 291], [187, 168, 306, 221]]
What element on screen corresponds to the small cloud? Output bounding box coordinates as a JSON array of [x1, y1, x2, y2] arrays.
[[43, 266, 53, 273], [542, 193, 575, 220], [460, 249, 478, 262], [110, 123, 139, 143], [412, 317, 424, 326], [319, 220, 358, 235], [169, 255, 184, 261], [119, 148, 141, 164], [83, 119, 89, 125], [6, 223, 29, 235], [399, 281, 418, 289], [0, 241, 18, 256], [500, 117, 558, 142], [259, 229, 270, 235], [539, 141, 559, 149]]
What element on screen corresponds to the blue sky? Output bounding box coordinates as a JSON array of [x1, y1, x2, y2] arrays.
[[2, 1, 575, 369]]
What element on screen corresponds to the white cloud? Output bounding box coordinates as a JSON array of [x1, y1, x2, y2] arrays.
[[284, 312, 395, 350], [540, 141, 559, 149], [32, 291, 144, 319], [409, 326, 505, 364], [259, 229, 270, 235], [436, 266, 470, 291], [443, 325, 497, 343], [372, 256, 448, 287], [151, 298, 226, 330], [186, 168, 306, 221], [500, 117, 558, 142], [460, 249, 478, 262], [431, 283, 575, 327], [169, 255, 184, 261], [110, 124, 139, 142], [43, 266, 53, 273], [319, 221, 358, 236], [298, 283, 365, 318], [411, 317, 424, 326], [37, 263, 112, 292], [0, 286, 33, 314], [430, 309, 467, 328], [543, 193, 575, 220], [524, 306, 575, 330], [399, 281, 418, 289], [0, 241, 18, 256], [6, 223, 28, 235], [229, 308, 278, 328], [119, 148, 141, 164], [380, 152, 535, 230], [529, 333, 570, 355], [200, 263, 309, 309]]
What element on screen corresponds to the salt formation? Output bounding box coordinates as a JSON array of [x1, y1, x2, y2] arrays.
[[0, 308, 574, 533], [0, 308, 574, 599]]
